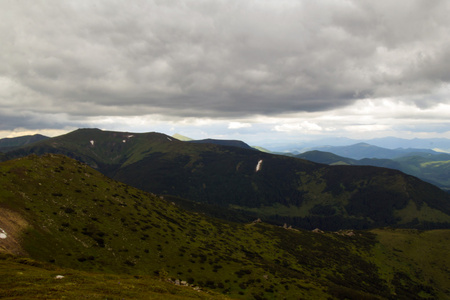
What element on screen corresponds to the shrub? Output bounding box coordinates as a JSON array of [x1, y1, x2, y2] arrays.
[[124, 260, 135, 266]]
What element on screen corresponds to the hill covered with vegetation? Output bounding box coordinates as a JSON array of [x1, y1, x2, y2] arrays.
[[0, 154, 449, 299], [0, 134, 48, 153], [297, 150, 450, 191]]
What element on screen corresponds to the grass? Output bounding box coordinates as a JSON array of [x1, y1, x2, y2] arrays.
[[395, 201, 450, 224], [1, 154, 450, 299], [370, 228, 450, 299], [0, 254, 229, 299]]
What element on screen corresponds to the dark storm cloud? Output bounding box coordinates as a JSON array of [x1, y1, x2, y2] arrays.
[[2, 0, 450, 130]]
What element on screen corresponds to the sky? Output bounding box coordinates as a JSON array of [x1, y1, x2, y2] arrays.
[[2, 0, 450, 147]]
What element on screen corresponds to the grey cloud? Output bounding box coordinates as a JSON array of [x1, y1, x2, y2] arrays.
[[0, 108, 82, 131], [2, 0, 450, 128]]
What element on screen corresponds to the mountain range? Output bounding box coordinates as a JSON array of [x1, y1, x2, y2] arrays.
[[266, 136, 450, 153], [3, 128, 450, 231], [1, 153, 449, 299], [299, 142, 439, 160]]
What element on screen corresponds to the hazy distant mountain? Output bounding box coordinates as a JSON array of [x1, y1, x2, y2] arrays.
[[297, 150, 405, 169], [303, 143, 438, 160], [297, 150, 357, 166], [4, 128, 450, 230], [265, 137, 450, 153], [0, 134, 48, 152], [264, 137, 358, 152], [368, 136, 450, 152]]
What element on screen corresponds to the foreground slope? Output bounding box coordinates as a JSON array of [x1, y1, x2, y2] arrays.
[[5, 128, 450, 230], [0, 154, 449, 299], [0, 254, 228, 300]]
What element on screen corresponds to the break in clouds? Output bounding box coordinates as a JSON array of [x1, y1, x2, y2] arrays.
[[2, 0, 450, 131]]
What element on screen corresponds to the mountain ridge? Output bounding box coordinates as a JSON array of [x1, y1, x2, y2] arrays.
[[0, 134, 49, 152], [300, 142, 439, 160], [265, 136, 450, 153], [3, 128, 450, 231], [188, 138, 256, 150]]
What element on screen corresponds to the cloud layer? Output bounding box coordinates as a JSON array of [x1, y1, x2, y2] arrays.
[[2, 0, 450, 140]]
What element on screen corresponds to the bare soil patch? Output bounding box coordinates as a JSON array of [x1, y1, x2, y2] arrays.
[[0, 207, 29, 255]]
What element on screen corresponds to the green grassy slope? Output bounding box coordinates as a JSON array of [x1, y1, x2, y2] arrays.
[[370, 228, 450, 299], [395, 155, 450, 190], [0, 254, 229, 299], [0, 154, 449, 299]]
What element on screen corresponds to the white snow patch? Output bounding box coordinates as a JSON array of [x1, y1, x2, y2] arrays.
[[55, 275, 65, 279], [0, 228, 7, 239], [122, 140, 126, 143], [127, 135, 134, 138], [256, 160, 263, 172], [167, 137, 172, 141], [90, 140, 94, 146]]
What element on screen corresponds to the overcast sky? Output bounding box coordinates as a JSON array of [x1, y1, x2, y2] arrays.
[[2, 0, 450, 147]]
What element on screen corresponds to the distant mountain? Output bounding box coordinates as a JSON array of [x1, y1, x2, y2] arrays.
[[264, 137, 358, 152], [297, 150, 403, 169], [174, 135, 259, 151], [303, 142, 438, 160], [188, 138, 256, 150], [0, 134, 48, 152], [296, 150, 355, 165], [264, 137, 450, 154], [368, 136, 450, 152], [297, 150, 450, 190], [4, 128, 450, 230], [251, 145, 272, 153], [1, 154, 449, 299], [172, 133, 193, 141]]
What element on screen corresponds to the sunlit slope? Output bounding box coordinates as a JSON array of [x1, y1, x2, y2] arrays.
[[396, 155, 450, 190]]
